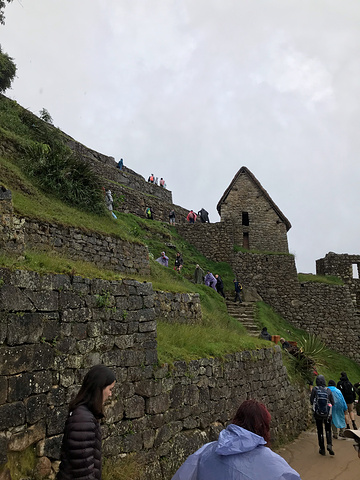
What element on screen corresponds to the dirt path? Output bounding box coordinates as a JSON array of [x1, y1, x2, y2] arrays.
[[277, 428, 359, 480]]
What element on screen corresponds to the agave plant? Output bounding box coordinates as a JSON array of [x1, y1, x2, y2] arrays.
[[298, 334, 333, 368]]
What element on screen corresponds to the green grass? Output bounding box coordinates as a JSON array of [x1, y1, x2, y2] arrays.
[[255, 302, 360, 385], [157, 289, 263, 364], [298, 273, 344, 285]]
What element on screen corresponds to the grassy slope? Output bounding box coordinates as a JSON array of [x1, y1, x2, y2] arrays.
[[1, 96, 359, 383]]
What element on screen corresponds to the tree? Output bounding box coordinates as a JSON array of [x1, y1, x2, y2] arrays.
[[0, 0, 13, 25], [0, 46, 16, 92], [39, 108, 53, 124]]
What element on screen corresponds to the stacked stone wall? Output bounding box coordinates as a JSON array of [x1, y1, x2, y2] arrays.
[[293, 283, 360, 362], [316, 252, 360, 307], [176, 222, 234, 264], [154, 292, 202, 324], [23, 218, 150, 276], [220, 173, 289, 253], [0, 268, 311, 479]]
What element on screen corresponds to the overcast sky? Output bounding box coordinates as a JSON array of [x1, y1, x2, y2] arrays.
[[1, 0, 360, 273]]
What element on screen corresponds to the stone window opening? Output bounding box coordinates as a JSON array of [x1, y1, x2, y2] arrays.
[[352, 264, 359, 279], [243, 232, 249, 249], [242, 212, 249, 226]]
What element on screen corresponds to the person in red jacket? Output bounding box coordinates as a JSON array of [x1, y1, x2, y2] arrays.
[[57, 365, 116, 480], [186, 210, 197, 223]]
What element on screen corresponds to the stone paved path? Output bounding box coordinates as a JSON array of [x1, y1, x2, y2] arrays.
[[277, 428, 359, 480]]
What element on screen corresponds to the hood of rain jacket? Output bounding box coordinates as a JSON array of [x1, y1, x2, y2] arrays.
[[171, 424, 301, 480]]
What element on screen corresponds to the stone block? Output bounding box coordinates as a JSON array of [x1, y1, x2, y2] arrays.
[[59, 293, 85, 310], [87, 321, 104, 337], [71, 323, 87, 340], [119, 350, 145, 367], [146, 394, 170, 415], [61, 307, 91, 323], [0, 286, 34, 311], [7, 313, 44, 346], [134, 380, 162, 398], [8, 372, 33, 401], [32, 370, 53, 394], [103, 321, 128, 335], [0, 344, 54, 375], [77, 338, 95, 355], [0, 436, 8, 464], [8, 420, 46, 451], [0, 312, 7, 344], [0, 401, 25, 428], [114, 335, 135, 349], [34, 456, 52, 480], [124, 395, 145, 419], [119, 432, 143, 452], [46, 405, 68, 436], [138, 321, 156, 333], [37, 434, 62, 460], [153, 421, 183, 448], [25, 290, 59, 311]]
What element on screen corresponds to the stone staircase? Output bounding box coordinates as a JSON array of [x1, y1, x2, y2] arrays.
[[226, 300, 260, 337]]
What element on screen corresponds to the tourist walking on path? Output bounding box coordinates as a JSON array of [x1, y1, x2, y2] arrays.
[[186, 209, 197, 223], [148, 174, 154, 183], [197, 208, 210, 223], [169, 209, 176, 225], [57, 365, 116, 480], [310, 375, 335, 456], [117, 158, 123, 170], [155, 251, 169, 267], [215, 274, 225, 297], [194, 264, 204, 284], [337, 371, 358, 429], [171, 399, 301, 480], [233, 279, 242, 303], [160, 178, 165, 188], [204, 271, 217, 290], [327, 379, 349, 438]]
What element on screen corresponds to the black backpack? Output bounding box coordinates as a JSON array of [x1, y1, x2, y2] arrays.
[[339, 380, 354, 399], [313, 387, 331, 418]]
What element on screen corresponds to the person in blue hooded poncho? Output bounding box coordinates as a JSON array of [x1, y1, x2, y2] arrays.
[[171, 399, 301, 480], [328, 379, 349, 438]]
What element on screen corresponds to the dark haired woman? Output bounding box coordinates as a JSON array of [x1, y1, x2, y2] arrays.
[[171, 399, 300, 480], [57, 365, 116, 480]]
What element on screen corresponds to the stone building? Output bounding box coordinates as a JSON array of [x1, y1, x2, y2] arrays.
[[217, 166, 291, 253]]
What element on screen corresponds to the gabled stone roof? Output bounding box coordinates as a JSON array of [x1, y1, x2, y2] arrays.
[[216, 166, 292, 231]]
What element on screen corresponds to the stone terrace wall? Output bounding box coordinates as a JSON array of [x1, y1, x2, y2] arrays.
[[23, 218, 150, 276], [176, 222, 234, 264], [294, 283, 360, 363], [0, 268, 311, 479], [154, 292, 202, 324], [317, 252, 360, 307], [233, 252, 301, 319]]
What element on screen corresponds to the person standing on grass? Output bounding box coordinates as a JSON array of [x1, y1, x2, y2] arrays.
[[215, 274, 225, 298], [57, 365, 116, 480], [310, 375, 335, 456], [194, 264, 204, 284], [156, 251, 169, 267], [175, 252, 183, 272]]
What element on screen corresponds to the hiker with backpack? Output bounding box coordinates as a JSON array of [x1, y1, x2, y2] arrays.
[[337, 371, 358, 429], [145, 206, 154, 220], [310, 375, 335, 456]]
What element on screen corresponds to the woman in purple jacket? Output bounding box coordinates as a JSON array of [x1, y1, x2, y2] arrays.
[[57, 365, 116, 480]]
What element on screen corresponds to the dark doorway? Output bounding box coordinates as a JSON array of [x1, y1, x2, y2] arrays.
[[243, 232, 249, 249]]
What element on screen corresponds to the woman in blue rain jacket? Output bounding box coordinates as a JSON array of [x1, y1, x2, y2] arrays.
[[171, 399, 301, 480]]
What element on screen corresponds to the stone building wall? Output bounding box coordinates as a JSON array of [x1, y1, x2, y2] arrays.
[[0, 268, 311, 479], [316, 252, 360, 307], [154, 291, 202, 324], [219, 172, 289, 253], [175, 222, 234, 264], [23, 218, 150, 276]]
